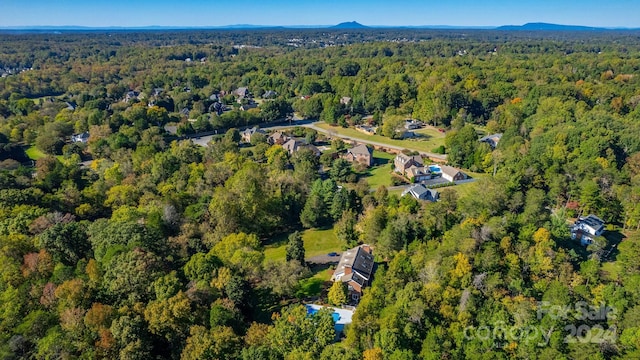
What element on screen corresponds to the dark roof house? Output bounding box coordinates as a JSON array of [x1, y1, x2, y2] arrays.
[[331, 245, 375, 302], [263, 90, 278, 99], [479, 133, 503, 149]]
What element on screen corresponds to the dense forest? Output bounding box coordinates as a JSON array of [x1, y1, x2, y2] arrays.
[[0, 29, 640, 359]]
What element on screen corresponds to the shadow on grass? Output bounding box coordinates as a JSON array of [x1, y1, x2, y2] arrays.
[[296, 277, 325, 298], [556, 230, 626, 264], [262, 232, 289, 248]]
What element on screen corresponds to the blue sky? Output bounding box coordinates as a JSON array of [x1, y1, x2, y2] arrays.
[[1, 0, 638, 28]]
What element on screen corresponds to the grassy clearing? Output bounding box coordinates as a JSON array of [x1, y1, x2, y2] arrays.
[[264, 228, 342, 262], [296, 267, 333, 298], [315, 122, 445, 153], [25, 146, 46, 160], [362, 150, 396, 189]]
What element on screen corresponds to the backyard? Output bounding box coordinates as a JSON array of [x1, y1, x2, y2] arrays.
[[362, 150, 398, 189]]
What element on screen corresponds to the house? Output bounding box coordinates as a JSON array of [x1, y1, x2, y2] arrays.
[[571, 215, 605, 246], [355, 125, 377, 135], [479, 133, 503, 149], [239, 103, 258, 111], [263, 90, 278, 99], [282, 139, 321, 156], [71, 132, 90, 143], [241, 127, 266, 143], [124, 91, 140, 103], [394, 153, 423, 175], [440, 165, 468, 182], [398, 130, 416, 139], [405, 165, 432, 182], [179, 108, 191, 117], [344, 144, 373, 167], [234, 87, 250, 98], [401, 184, 439, 201], [404, 120, 423, 130], [340, 96, 352, 105], [267, 131, 290, 145], [331, 245, 374, 302]]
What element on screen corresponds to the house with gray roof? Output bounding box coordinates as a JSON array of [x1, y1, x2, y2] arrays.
[[331, 244, 375, 302], [394, 153, 423, 176], [401, 184, 439, 201], [241, 126, 266, 143], [282, 139, 321, 156], [268, 131, 290, 145], [479, 133, 502, 149]]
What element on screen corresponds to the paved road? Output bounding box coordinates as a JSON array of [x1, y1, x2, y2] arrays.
[[187, 118, 447, 160], [186, 119, 317, 147], [299, 122, 447, 161]]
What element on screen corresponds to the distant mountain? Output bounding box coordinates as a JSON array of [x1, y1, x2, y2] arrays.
[[330, 21, 369, 29], [497, 22, 607, 31]]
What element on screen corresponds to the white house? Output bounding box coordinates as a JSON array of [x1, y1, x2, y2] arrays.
[[71, 132, 90, 143], [571, 214, 605, 245]]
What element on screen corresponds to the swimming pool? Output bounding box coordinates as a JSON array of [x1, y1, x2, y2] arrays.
[[429, 165, 442, 173], [306, 305, 341, 322]]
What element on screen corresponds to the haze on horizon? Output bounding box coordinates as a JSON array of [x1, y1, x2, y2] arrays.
[[1, 0, 638, 28]]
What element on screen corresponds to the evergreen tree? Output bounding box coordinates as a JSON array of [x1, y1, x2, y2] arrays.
[[286, 231, 305, 264]]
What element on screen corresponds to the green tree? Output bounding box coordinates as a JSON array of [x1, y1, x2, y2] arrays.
[[286, 231, 305, 264], [37, 221, 90, 265], [328, 281, 348, 306]]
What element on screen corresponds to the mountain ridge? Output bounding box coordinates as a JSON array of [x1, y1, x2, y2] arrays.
[[1, 22, 638, 31]]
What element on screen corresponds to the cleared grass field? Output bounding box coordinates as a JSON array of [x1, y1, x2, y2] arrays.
[[25, 146, 46, 160], [264, 228, 342, 262], [315, 122, 445, 153]]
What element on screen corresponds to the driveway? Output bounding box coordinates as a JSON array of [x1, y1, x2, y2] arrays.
[[307, 252, 342, 265]]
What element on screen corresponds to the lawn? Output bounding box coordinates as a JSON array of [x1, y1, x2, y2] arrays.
[[25, 145, 46, 160], [315, 122, 445, 153], [295, 267, 333, 298], [264, 228, 342, 262], [362, 150, 396, 189]]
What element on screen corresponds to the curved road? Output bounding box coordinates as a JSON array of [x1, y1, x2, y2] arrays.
[[300, 122, 447, 161], [190, 118, 447, 161]]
